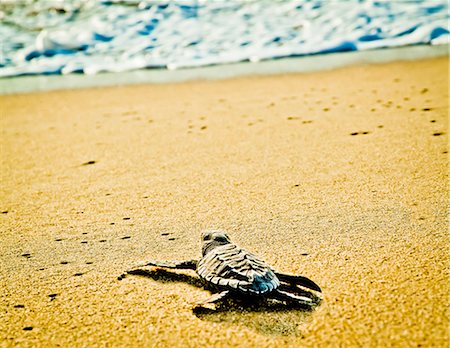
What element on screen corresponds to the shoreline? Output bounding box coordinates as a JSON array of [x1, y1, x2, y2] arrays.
[[0, 44, 448, 95]]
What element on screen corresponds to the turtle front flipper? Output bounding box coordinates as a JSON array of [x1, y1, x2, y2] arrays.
[[130, 259, 198, 271], [275, 272, 322, 293], [193, 290, 231, 311]]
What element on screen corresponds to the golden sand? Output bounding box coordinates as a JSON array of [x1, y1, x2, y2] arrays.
[[1, 57, 448, 347]]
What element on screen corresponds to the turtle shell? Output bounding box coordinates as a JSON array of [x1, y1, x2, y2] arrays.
[[196, 243, 280, 295]]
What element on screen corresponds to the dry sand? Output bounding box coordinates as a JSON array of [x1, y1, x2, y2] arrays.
[[1, 57, 448, 347]]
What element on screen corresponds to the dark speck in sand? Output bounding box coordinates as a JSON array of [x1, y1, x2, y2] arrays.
[[1, 211, 7, 214], [422, 108, 432, 111], [421, 88, 429, 94], [294, 184, 300, 187], [21, 253, 31, 258], [81, 241, 88, 244], [82, 232, 88, 235], [200, 126, 207, 130], [49, 293, 58, 299], [99, 239, 107, 243], [55, 238, 64, 241], [430, 120, 436, 123], [350, 132, 359, 136], [86, 262, 93, 264], [377, 125, 384, 128], [82, 160, 96, 166], [23, 327, 33, 331], [60, 261, 69, 265], [362, 131, 370, 135], [287, 116, 299, 120], [168, 237, 176, 241], [161, 233, 170, 236], [14, 304, 25, 308], [301, 253, 309, 256], [302, 120, 312, 124], [123, 217, 131, 220], [110, 222, 115, 225], [433, 132, 444, 136], [121, 236, 131, 240], [74, 273, 84, 277]]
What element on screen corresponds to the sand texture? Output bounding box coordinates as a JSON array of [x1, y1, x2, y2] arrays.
[[1, 57, 448, 347]]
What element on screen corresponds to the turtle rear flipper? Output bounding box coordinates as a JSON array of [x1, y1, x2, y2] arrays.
[[271, 289, 316, 308], [275, 272, 322, 293], [193, 290, 230, 311]]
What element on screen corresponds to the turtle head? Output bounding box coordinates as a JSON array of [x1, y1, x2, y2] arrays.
[[201, 230, 231, 256]]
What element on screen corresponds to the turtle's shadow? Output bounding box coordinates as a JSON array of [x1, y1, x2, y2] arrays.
[[124, 268, 320, 337]]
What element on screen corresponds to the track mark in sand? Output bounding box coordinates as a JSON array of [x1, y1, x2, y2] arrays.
[[82, 160, 96, 166], [350, 131, 371, 136]]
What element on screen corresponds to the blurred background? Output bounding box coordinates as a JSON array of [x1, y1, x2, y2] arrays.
[[1, 0, 448, 79]]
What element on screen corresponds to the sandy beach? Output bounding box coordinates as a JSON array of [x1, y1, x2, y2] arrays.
[[1, 57, 448, 347]]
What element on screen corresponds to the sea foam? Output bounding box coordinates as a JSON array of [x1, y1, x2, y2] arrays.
[[0, 0, 448, 77]]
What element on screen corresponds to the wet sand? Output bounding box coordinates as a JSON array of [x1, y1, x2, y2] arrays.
[[1, 57, 448, 347]]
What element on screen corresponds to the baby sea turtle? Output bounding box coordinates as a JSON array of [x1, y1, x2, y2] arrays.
[[126, 230, 322, 310]]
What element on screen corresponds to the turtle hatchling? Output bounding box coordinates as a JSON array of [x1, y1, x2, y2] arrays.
[[125, 230, 322, 310]]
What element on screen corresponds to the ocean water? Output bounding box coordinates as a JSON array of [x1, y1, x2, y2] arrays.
[[1, 0, 449, 78]]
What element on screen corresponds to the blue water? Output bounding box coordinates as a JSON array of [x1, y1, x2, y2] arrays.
[[0, 0, 449, 78]]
